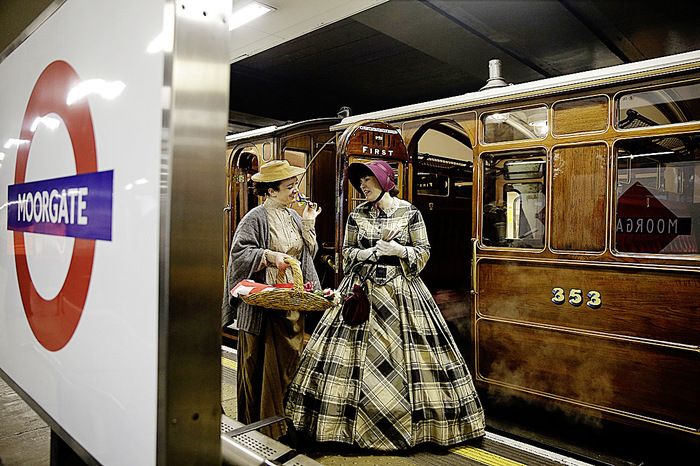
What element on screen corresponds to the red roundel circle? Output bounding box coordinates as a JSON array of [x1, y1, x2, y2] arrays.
[[14, 61, 97, 351]]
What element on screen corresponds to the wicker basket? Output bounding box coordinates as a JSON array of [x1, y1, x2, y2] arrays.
[[240, 257, 332, 312]]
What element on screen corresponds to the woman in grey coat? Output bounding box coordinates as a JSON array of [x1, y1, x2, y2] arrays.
[[222, 160, 321, 440]]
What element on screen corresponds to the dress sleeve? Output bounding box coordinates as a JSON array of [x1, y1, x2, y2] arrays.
[[400, 207, 431, 277], [301, 218, 318, 256]]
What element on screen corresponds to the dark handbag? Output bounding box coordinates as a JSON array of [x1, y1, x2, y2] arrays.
[[341, 263, 375, 326], [341, 284, 369, 326]]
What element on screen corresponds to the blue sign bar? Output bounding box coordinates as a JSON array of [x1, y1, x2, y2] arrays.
[[8, 171, 113, 241]]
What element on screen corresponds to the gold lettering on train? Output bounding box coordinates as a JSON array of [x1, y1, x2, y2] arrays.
[[361, 145, 394, 157], [551, 287, 602, 309], [341, 122, 408, 161]]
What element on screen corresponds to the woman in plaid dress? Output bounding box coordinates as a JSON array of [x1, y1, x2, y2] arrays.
[[285, 161, 485, 451]]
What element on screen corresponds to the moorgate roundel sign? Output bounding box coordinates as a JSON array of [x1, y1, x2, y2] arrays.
[[8, 60, 114, 351]]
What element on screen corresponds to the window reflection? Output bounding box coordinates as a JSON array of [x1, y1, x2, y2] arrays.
[[617, 82, 700, 129], [482, 106, 548, 143], [482, 151, 546, 248], [416, 172, 449, 196], [615, 133, 700, 254]]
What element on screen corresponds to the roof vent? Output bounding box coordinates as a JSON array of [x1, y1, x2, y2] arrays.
[[480, 59, 509, 90], [337, 106, 352, 119]]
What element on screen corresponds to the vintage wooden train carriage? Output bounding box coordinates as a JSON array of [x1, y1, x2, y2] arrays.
[[224, 51, 700, 439], [329, 51, 700, 438]]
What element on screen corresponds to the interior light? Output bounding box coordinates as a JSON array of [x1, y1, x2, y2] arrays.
[[229, 2, 275, 31], [488, 113, 509, 123]]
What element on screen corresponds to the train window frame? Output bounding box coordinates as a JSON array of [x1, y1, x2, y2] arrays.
[[262, 142, 273, 162], [480, 148, 547, 251], [613, 133, 700, 257], [503, 159, 545, 180], [481, 105, 549, 145], [614, 79, 700, 131], [415, 125, 473, 163]]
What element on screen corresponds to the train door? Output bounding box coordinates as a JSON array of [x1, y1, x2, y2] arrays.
[[404, 119, 475, 292], [225, 148, 259, 261], [233, 150, 260, 225], [403, 116, 476, 359], [306, 133, 339, 289], [280, 131, 338, 289]]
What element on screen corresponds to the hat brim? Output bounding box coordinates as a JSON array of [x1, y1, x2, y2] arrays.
[[251, 165, 306, 183], [347, 163, 374, 194]]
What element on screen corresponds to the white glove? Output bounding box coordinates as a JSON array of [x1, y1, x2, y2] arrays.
[[375, 240, 407, 258], [356, 247, 377, 261]]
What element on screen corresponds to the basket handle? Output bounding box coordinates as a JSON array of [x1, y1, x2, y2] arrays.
[[276, 257, 304, 291]]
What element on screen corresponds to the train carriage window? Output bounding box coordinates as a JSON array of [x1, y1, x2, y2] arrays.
[[230, 150, 259, 233], [617, 82, 700, 130], [262, 142, 272, 162], [454, 178, 472, 199], [413, 123, 473, 198], [417, 127, 472, 162], [615, 133, 700, 254], [482, 106, 548, 144], [416, 172, 449, 196], [482, 150, 546, 248]]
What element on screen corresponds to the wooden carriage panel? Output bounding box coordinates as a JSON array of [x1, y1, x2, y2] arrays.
[[551, 143, 608, 251], [340, 121, 408, 160], [476, 319, 699, 433], [477, 260, 699, 347], [552, 95, 609, 135]]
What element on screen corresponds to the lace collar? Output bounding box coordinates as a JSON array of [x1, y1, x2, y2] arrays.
[[370, 195, 398, 218]]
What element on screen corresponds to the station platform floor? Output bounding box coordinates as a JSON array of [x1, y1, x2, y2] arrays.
[[0, 346, 628, 466], [3, 347, 695, 465], [0, 375, 50, 465], [220, 346, 601, 466], [2, 348, 597, 466]]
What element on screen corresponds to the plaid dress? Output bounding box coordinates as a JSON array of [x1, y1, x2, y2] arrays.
[[285, 197, 485, 450]]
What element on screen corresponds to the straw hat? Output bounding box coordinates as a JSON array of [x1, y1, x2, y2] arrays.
[[251, 160, 305, 182]]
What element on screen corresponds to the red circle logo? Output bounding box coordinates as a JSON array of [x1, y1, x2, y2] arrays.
[[14, 61, 97, 351]]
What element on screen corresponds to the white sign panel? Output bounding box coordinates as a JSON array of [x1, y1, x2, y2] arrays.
[[0, 0, 164, 464]]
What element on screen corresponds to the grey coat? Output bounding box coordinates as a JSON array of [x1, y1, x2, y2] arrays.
[[221, 204, 320, 335]]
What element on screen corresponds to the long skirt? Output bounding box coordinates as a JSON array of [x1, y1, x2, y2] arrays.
[[285, 268, 485, 450], [238, 309, 304, 440]]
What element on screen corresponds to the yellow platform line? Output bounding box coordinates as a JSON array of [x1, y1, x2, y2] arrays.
[[221, 356, 237, 371], [450, 445, 527, 466]]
